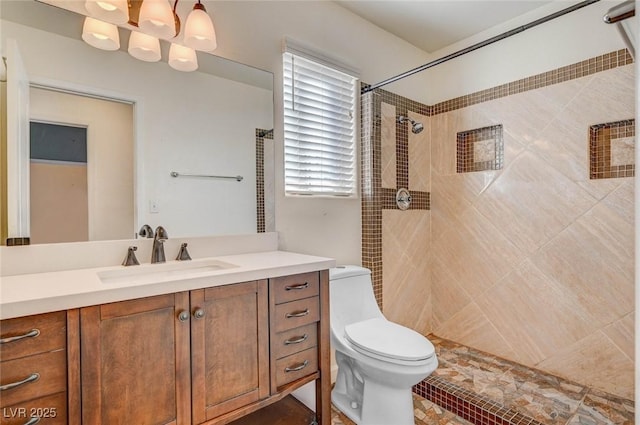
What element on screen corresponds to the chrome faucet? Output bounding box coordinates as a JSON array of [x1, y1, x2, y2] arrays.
[[151, 226, 168, 264]]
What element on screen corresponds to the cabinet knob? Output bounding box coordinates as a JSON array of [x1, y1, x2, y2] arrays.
[[193, 308, 205, 319], [178, 311, 190, 322]]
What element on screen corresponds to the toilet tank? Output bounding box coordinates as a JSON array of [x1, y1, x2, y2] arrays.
[[330, 266, 383, 335]]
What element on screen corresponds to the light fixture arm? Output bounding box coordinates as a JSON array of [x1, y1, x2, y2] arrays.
[[172, 0, 181, 36]]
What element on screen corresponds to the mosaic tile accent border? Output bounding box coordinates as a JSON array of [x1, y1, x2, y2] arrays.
[[589, 119, 635, 179], [431, 49, 633, 116], [255, 128, 273, 233], [361, 87, 431, 308], [457, 125, 504, 173], [415, 375, 544, 425]]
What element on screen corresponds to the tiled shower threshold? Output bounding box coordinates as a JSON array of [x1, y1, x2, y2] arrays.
[[331, 335, 634, 425]]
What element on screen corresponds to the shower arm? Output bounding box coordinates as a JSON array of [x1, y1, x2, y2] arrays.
[[362, 0, 600, 94]]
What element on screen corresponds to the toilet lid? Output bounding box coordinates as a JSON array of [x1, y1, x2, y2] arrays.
[[344, 318, 435, 362]]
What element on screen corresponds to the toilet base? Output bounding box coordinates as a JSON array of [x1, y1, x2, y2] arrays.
[[332, 380, 415, 425]]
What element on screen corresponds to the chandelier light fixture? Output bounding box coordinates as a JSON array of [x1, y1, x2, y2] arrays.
[[168, 43, 198, 71], [82, 16, 121, 51], [84, 0, 129, 24], [184, 1, 216, 51], [81, 0, 217, 72], [128, 31, 162, 62]]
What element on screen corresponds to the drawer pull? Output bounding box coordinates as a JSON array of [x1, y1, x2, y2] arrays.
[[285, 360, 309, 373], [23, 418, 41, 425], [284, 334, 309, 345], [0, 373, 40, 391], [0, 329, 40, 344], [285, 282, 309, 291], [286, 309, 309, 318]]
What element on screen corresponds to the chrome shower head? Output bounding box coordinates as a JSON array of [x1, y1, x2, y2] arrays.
[[397, 115, 424, 134]]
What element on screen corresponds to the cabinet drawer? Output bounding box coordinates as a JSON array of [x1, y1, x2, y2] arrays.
[[273, 297, 319, 333], [0, 391, 67, 425], [275, 347, 318, 388], [271, 272, 319, 304], [0, 312, 66, 362], [274, 323, 318, 360], [0, 350, 67, 408]]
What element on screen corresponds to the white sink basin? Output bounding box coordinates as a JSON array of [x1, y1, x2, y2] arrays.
[[98, 259, 237, 285]]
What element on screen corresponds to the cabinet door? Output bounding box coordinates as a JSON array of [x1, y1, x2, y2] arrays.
[[80, 293, 191, 425], [191, 281, 269, 423]]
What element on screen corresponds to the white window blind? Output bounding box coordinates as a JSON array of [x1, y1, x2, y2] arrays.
[[283, 52, 357, 196]]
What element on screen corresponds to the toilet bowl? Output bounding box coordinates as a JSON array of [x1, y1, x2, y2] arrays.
[[330, 266, 438, 425]]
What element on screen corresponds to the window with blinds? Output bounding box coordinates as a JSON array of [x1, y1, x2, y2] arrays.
[[283, 51, 357, 196]]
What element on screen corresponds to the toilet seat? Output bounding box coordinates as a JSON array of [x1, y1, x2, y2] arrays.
[[344, 318, 435, 365]]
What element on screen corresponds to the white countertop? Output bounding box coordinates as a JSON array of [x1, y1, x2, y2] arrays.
[[0, 250, 336, 320]]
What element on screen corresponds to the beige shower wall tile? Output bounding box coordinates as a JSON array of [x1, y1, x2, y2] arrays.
[[381, 102, 396, 188], [603, 313, 634, 361], [537, 332, 634, 400], [408, 111, 431, 192], [602, 180, 634, 225], [431, 111, 458, 176], [476, 260, 594, 366], [431, 254, 471, 330], [431, 207, 526, 298], [529, 114, 623, 201], [532, 202, 634, 329], [382, 210, 432, 334], [434, 302, 519, 363], [430, 171, 497, 241], [474, 151, 597, 254], [496, 77, 587, 146], [563, 66, 635, 132]]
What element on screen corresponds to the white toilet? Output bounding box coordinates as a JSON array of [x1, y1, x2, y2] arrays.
[[330, 266, 438, 425]]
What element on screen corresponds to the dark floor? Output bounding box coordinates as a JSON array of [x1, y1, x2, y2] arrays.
[[331, 335, 634, 425]]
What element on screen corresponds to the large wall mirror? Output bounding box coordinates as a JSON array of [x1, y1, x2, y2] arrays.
[[0, 0, 274, 245]]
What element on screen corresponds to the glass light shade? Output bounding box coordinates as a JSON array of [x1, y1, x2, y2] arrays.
[[184, 5, 217, 51], [82, 17, 120, 51], [168, 43, 198, 72], [128, 32, 161, 62], [138, 0, 176, 40], [85, 0, 129, 24]]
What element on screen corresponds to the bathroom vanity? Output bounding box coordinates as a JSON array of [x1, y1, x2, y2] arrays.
[[0, 235, 334, 425]]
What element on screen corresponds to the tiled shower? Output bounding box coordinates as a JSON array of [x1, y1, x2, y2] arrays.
[[360, 49, 635, 420]]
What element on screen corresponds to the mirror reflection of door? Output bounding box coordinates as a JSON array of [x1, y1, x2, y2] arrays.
[[29, 87, 134, 244], [30, 122, 88, 244]]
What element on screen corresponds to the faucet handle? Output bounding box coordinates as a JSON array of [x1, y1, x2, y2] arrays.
[[176, 243, 192, 261], [123, 246, 140, 266], [138, 224, 153, 238]]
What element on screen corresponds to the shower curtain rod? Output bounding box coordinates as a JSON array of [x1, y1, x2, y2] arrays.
[[361, 0, 600, 94]]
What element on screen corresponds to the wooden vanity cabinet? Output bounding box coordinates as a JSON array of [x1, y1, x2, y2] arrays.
[[79, 292, 192, 425], [0, 310, 78, 425], [190, 280, 269, 423], [28, 269, 329, 425]]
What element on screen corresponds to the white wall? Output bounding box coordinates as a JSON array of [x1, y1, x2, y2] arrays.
[[417, 0, 628, 104], [1, 20, 273, 240]]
